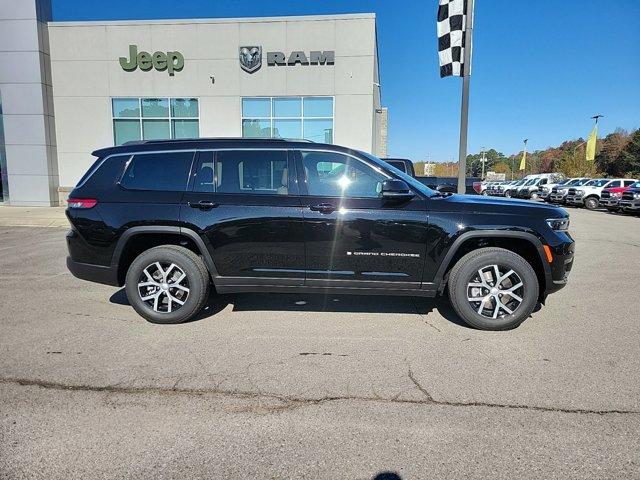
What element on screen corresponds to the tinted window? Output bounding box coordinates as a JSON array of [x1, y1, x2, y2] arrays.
[[623, 180, 636, 187], [386, 160, 407, 173], [302, 151, 387, 198], [121, 151, 194, 191], [215, 150, 289, 195]]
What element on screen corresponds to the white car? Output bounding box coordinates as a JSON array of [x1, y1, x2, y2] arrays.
[[566, 178, 638, 210], [515, 173, 564, 200]]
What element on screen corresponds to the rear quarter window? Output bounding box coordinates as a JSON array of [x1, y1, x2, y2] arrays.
[[121, 151, 195, 191]]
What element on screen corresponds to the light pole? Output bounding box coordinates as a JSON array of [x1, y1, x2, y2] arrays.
[[480, 147, 487, 180]]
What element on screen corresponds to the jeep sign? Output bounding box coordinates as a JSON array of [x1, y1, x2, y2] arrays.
[[119, 45, 184, 76]]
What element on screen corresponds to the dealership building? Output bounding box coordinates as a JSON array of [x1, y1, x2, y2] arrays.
[[0, 0, 386, 206]]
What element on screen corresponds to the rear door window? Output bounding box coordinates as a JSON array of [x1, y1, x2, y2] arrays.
[[121, 151, 195, 191], [203, 150, 291, 195]]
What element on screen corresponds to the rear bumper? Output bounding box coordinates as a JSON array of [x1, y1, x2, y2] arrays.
[[66, 257, 120, 287]]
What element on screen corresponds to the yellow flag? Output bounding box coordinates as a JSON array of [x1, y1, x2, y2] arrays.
[[519, 150, 527, 171], [586, 125, 598, 161]]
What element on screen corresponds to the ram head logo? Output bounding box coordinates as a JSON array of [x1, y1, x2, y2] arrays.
[[239, 46, 262, 73]]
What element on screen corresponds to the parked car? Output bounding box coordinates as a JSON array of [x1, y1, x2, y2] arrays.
[[503, 179, 527, 198], [540, 178, 575, 201], [415, 176, 480, 195], [382, 158, 416, 177], [65, 138, 574, 330], [547, 178, 591, 204], [619, 181, 640, 214], [599, 182, 638, 212], [515, 174, 564, 200], [486, 180, 510, 196], [566, 178, 637, 210]]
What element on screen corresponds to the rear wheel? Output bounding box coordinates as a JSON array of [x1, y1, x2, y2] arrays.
[[125, 245, 210, 324], [448, 247, 539, 330], [584, 196, 599, 210]]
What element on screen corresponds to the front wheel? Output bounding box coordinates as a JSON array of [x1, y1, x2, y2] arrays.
[[125, 245, 210, 324], [584, 196, 599, 210], [447, 247, 539, 330], [504, 190, 512, 198]]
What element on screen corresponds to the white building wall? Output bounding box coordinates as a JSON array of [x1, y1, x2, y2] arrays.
[[48, 14, 380, 189], [0, 0, 58, 205]]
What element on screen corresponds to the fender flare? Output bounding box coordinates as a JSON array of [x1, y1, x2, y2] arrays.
[[433, 230, 552, 291], [111, 226, 219, 281]]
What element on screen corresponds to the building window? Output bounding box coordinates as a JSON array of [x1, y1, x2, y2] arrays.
[[112, 98, 199, 145], [241, 96, 333, 143]]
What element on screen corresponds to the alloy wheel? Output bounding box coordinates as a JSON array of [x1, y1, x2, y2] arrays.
[[137, 262, 190, 313], [466, 265, 524, 319]]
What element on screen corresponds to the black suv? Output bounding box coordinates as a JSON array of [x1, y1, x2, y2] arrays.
[[66, 139, 574, 330]]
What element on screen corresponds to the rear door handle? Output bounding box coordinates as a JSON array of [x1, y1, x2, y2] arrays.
[[309, 203, 336, 214], [188, 200, 218, 210]]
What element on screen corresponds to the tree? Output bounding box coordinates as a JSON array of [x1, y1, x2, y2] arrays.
[[616, 129, 640, 176], [466, 148, 507, 178], [595, 129, 632, 176]]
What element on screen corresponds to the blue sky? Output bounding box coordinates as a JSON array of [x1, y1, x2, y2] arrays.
[[52, 0, 640, 162]]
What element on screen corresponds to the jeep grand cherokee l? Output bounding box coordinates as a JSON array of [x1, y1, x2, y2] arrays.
[[66, 139, 575, 331]]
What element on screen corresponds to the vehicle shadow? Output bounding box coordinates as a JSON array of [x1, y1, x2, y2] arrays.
[[109, 288, 474, 328]]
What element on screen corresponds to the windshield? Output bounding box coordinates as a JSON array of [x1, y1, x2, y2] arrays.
[[592, 179, 609, 187], [576, 179, 592, 186], [359, 151, 438, 197], [525, 179, 537, 186], [556, 179, 571, 186]]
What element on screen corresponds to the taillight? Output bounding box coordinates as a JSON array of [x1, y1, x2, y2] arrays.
[[67, 197, 97, 209], [472, 182, 482, 194]]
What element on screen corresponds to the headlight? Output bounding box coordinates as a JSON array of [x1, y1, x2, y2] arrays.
[[576, 189, 584, 195], [634, 193, 640, 199], [542, 187, 549, 193], [546, 218, 570, 231]]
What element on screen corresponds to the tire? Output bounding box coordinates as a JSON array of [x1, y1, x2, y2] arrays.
[[481, 190, 488, 196], [447, 247, 539, 330], [125, 245, 210, 324], [505, 191, 512, 198], [530, 191, 539, 200], [584, 196, 599, 210]]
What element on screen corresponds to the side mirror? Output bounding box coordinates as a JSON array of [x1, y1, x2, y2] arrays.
[[381, 179, 414, 199]]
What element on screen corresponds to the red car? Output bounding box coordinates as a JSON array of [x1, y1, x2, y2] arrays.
[[599, 181, 638, 212]]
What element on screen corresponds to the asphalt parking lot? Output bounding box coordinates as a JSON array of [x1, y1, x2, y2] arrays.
[[1, 208, 639, 479]]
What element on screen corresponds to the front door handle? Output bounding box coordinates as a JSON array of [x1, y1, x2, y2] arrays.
[[309, 203, 336, 214], [188, 200, 219, 210]]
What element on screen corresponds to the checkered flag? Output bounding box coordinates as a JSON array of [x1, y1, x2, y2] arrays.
[[437, 0, 469, 77]]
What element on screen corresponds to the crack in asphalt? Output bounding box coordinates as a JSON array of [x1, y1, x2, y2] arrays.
[[2, 376, 638, 416]]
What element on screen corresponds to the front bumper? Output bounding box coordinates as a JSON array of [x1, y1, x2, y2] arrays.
[[599, 197, 620, 208], [549, 193, 567, 203], [546, 234, 575, 295], [565, 194, 584, 205], [620, 199, 640, 211]]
